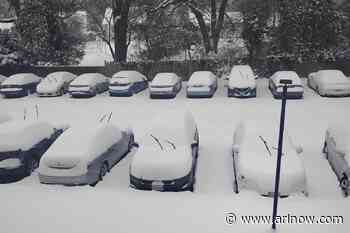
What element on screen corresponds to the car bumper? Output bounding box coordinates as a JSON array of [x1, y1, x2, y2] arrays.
[[69, 91, 94, 97], [186, 91, 213, 98], [150, 91, 176, 98], [39, 173, 93, 186], [228, 88, 256, 98], [0, 90, 26, 98], [37, 92, 60, 97], [109, 89, 132, 96], [322, 90, 350, 97], [0, 165, 26, 182], [129, 173, 192, 192], [273, 91, 303, 99]]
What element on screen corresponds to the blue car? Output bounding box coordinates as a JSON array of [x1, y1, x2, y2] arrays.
[[227, 65, 257, 98], [109, 70, 148, 96], [68, 73, 109, 98], [186, 71, 218, 98], [0, 73, 41, 98], [0, 120, 66, 183]]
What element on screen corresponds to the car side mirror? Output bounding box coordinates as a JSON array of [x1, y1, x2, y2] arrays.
[[232, 145, 240, 154]]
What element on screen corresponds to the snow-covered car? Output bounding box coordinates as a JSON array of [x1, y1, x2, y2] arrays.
[[149, 73, 182, 98], [269, 71, 304, 99], [130, 112, 199, 192], [227, 65, 257, 98], [0, 73, 41, 98], [68, 73, 109, 98], [0, 113, 12, 124], [0, 74, 7, 85], [39, 123, 135, 186], [232, 121, 307, 197], [109, 70, 148, 96], [323, 124, 350, 196], [186, 71, 217, 98], [308, 70, 350, 97], [0, 120, 66, 182], [37, 72, 77, 97]]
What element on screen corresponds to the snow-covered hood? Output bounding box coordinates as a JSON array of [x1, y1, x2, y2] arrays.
[[70, 73, 107, 86], [37, 80, 63, 93], [228, 75, 256, 89], [188, 71, 216, 87], [0, 120, 55, 152], [151, 77, 178, 87], [131, 145, 192, 180]]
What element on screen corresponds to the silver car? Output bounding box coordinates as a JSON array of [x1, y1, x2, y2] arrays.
[[323, 124, 350, 197]]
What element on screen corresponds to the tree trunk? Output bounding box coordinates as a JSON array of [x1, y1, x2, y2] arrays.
[[189, 5, 211, 54], [212, 0, 228, 54], [113, 0, 130, 62]]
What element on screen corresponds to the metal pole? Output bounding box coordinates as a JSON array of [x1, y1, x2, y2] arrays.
[[272, 83, 289, 230]]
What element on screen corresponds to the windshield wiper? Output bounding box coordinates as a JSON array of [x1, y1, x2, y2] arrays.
[[150, 134, 163, 150], [165, 139, 176, 150], [259, 136, 272, 157]]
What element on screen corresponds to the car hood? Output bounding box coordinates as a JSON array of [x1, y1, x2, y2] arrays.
[[130, 145, 192, 180], [37, 82, 61, 93]]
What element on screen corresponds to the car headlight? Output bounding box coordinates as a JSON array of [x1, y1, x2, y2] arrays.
[[0, 158, 22, 169]]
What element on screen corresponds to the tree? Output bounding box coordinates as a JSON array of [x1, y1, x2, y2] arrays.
[[154, 0, 229, 54]]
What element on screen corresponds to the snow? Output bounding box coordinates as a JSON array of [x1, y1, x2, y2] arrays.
[[130, 111, 196, 180], [228, 65, 256, 89], [111, 70, 147, 84], [151, 73, 180, 86], [315, 70, 349, 84], [0, 74, 7, 83], [271, 71, 303, 86], [70, 73, 107, 86], [0, 79, 350, 233], [0, 120, 55, 152], [37, 72, 76, 93], [39, 123, 123, 177], [1, 73, 41, 86], [326, 123, 350, 156], [187, 71, 216, 86], [233, 120, 307, 196], [0, 113, 12, 124]]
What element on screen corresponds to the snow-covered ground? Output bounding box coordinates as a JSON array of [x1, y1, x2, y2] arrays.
[[0, 79, 349, 233]]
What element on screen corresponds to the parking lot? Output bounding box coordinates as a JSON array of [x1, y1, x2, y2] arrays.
[[1, 79, 349, 233]]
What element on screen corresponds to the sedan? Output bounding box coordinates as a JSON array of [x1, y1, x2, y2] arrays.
[[323, 124, 350, 197], [130, 111, 199, 192], [149, 73, 182, 98], [0, 73, 41, 98], [109, 70, 148, 96], [269, 71, 304, 99], [37, 72, 77, 97], [186, 71, 217, 98], [232, 121, 307, 197], [227, 65, 257, 98], [0, 120, 66, 182], [69, 73, 109, 98], [308, 70, 350, 97], [39, 123, 135, 186]]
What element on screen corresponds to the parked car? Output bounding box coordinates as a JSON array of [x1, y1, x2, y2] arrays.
[[0, 113, 12, 124], [227, 65, 257, 98], [109, 70, 148, 96], [0, 73, 41, 98], [232, 121, 307, 197], [308, 70, 350, 97], [149, 73, 182, 98], [37, 72, 77, 97], [0, 74, 6, 85], [68, 73, 109, 98], [0, 120, 66, 182], [39, 123, 135, 186], [130, 111, 199, 192], [186, 71, 217, 98], [269, 71, 304, 99], [323, 124, 350, 197]]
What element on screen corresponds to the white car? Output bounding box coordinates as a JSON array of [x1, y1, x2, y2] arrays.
[[186, 71, 217, 98], [39, 123, 135, 186], [269, 71, 304, 99], [37, 72, 77, 97], [227, 65, 257, 98], [130, 111, 199, 192], [109, 70, 148, 96], [68, 73, 109, 97], [0, 73, 41, 98], [149, 73, 182, 98], [232, 121, 307, 197], [323, 124, 350, 196], [308, 70, 350, 97]]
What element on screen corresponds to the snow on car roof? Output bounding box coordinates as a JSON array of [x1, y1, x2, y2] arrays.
[[188, 71, 216, 86], [111, 70, 147, 83], [229, 65, 256, 88], [45, 72, 76, 82], [0, 120, 55, 152], [315, 70, 349, 84], [70, 73, 107, 86], [38, 72, 77, 91], [41, 123, 123, 164], [151, 73, 180, 86], [271, 71, 302, 85], [1, 73, 41, 86]]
